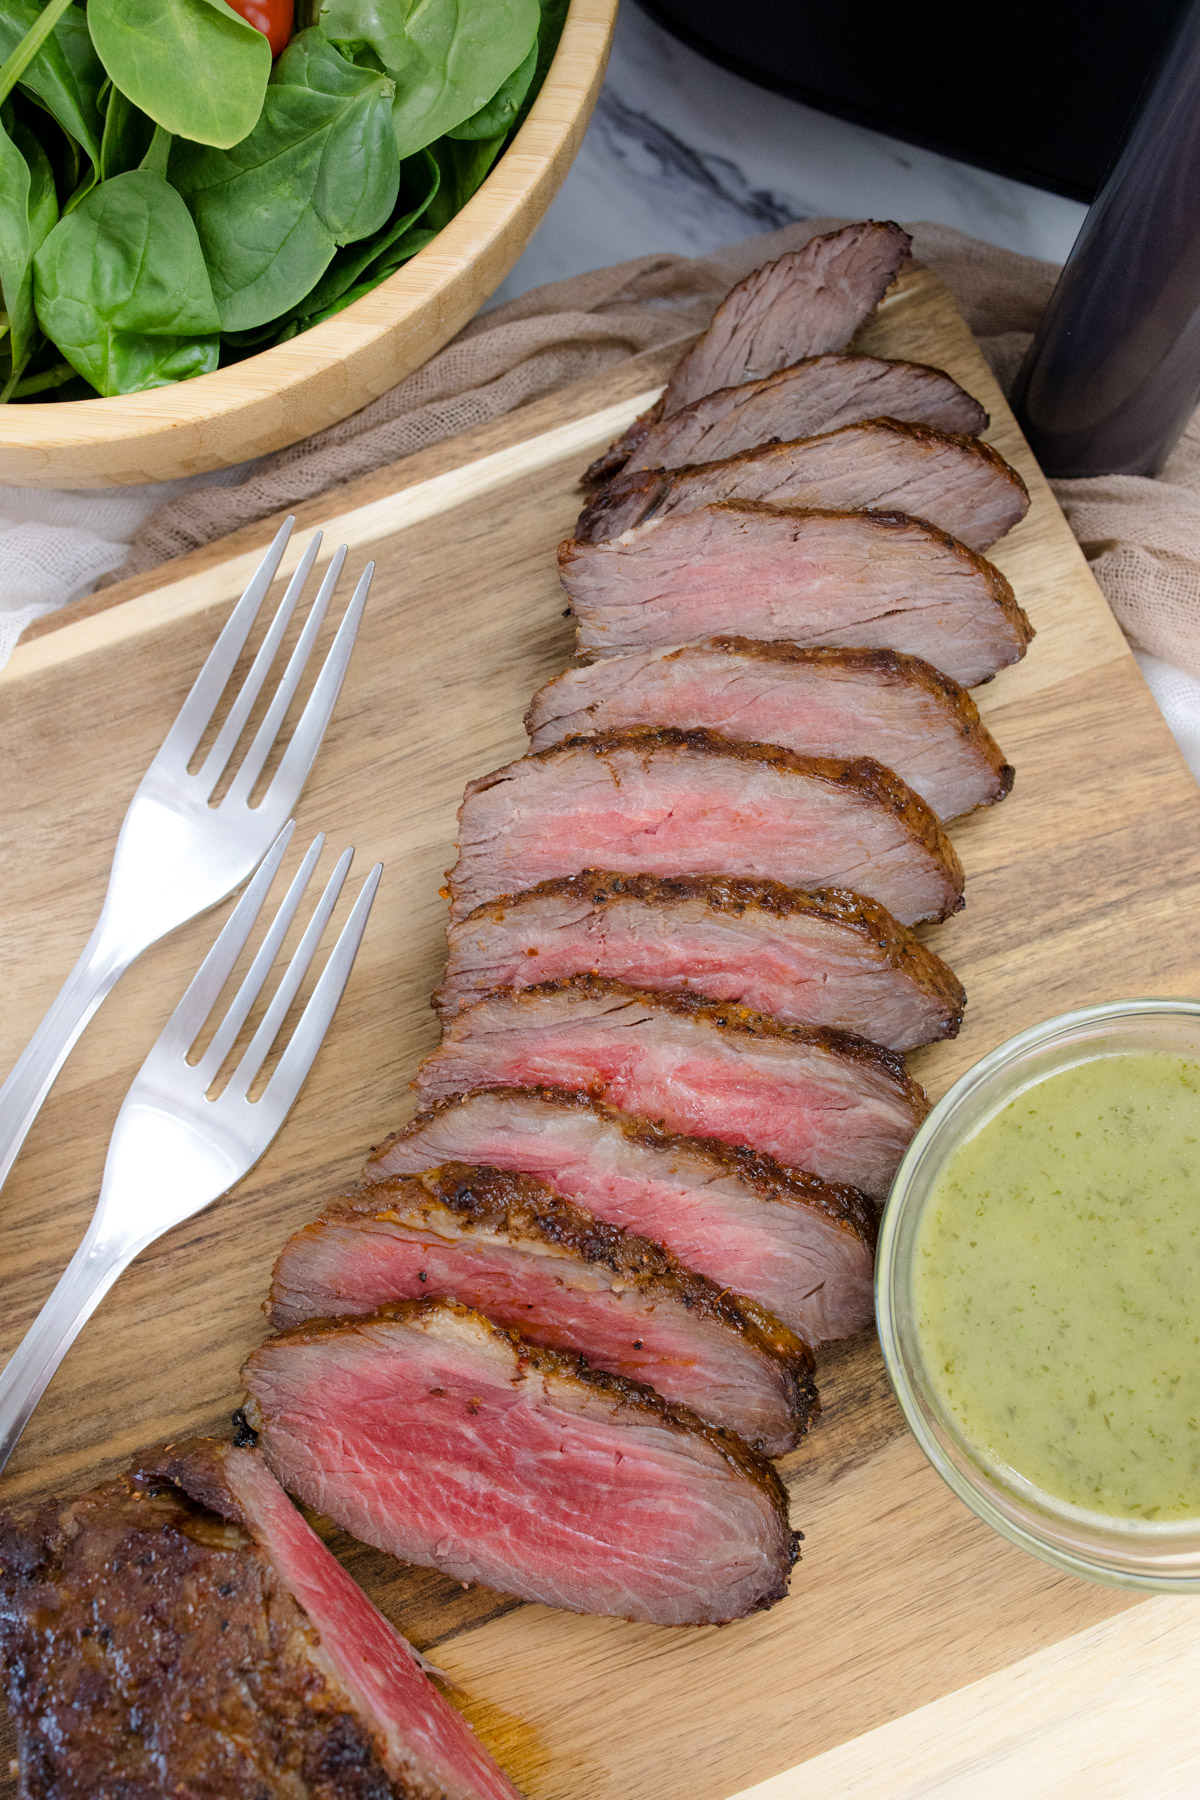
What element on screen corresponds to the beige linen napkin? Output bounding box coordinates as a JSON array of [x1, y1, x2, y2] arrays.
[[107, 220, 1200, 685]]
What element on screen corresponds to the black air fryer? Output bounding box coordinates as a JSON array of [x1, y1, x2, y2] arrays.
[[639, 0, 1190, 202]]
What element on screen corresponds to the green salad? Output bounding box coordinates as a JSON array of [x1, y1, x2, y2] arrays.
[[0, 0, 567, 401]]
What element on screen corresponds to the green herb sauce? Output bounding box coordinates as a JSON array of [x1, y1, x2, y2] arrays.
[[914, 1053, 1200, 1521]]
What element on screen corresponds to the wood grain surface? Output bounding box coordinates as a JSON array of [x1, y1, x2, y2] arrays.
[[3, 266, 1200, 1797], [0, 0, 617, 490]]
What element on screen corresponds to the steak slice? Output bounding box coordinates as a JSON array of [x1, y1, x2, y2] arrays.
[[561, 502, 1033, 686], [576, 419, 1030, 549], [437, 872, 965, 1049], [526, 642, 1012, 820], [243, 1299, 797, 1626], [413, 977, 929, 1201], [267, 1163, 816, 1455], [450, 727, 964, 928], [619, 356, 987, 480], [0, 1438, 521, 1800], [587, 222, 912, 485], [666, 221, 913, 412], [368, 1088, 875, 1344]]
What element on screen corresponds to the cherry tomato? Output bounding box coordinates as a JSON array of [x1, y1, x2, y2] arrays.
[[226, 0, 294, 58]]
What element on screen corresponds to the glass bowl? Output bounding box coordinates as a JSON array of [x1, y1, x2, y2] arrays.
[[876, 998, 1200, 1591]]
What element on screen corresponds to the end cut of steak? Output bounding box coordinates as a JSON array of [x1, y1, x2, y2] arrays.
[[267, 1163, 816, 1455], [561, 501, 1033, 686], [526, 641, 1012, 821], [413, 977, 929, 1201], [0, 1438, 521, 1800], [576, 418, 1030, 550], [666, 222, 912, 414], [449, 727, 964, 928], [437, 872, 965, 1050], [243, 1299, 798, 1626], [618, 356, 987, 480], [367, 1088, 875, 1345], [586, 222, 912, 485]]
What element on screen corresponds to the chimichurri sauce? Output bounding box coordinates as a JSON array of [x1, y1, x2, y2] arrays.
[[914, 1053, 1200, 1521]]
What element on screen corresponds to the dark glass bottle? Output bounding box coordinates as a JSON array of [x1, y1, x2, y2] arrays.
[[1012, 0, 1200, 476]]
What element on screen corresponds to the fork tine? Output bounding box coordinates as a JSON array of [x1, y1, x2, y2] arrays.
[[148, 821, 296, 1062], [227, 847, 354, 1096], [193, 532, 323, 798], [195, 833, 326, 1085], [158, 518, 295, 769], [223, 545, 349, 809], [260, 862, 382, 1115], [251, 561, 373, 817]]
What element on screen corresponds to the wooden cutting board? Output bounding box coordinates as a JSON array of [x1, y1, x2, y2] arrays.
[[4, 266, 1200, 1799]]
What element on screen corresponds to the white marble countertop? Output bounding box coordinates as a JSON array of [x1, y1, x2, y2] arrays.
[[496, 1, 1087, 304]]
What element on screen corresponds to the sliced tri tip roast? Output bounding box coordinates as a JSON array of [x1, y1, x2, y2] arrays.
[[606, 354, 989, 482], [231, 221, 1031, 1640], [575, 418, 1030, 548], [242, 1300, 798, 1627], [267, 1162, 817, 1456], [525, 642, 1013, 820], [448, 728, 965, 929], [367, 1087, 877, 1347], [413, 976, 929, 1203], [560, 503, 1032, 686], [439, 873, 965, 1050], [585, 219, 915, 484]]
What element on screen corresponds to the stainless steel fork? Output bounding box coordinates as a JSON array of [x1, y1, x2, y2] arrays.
[[0, 518, 373, 1195], [0, 823, 382, 1475]]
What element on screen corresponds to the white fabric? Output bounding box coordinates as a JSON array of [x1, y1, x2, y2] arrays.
[[1135, 652, 1200, 781], [0, 463, 255, 665]]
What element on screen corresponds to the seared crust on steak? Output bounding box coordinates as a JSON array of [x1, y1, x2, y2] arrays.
[[588, 355, 988, 488], [525, 641, 1014, 820], [437, 871, 966, 1046], [576, 417, 1031, 548], [267, 1164, 818, 1453], [0, 1442, 522, 1800], [367, 1082, 878, 1244], [493, 971, 921, 1085]]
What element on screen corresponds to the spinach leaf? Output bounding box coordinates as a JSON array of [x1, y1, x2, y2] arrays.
[[292, 223, 439, 324], [99, 82, 156, 179], [7, 357, 75, 396], [0, 107, 58, 385], [33, 167, 219, 394], [318, 0, 539, 158], [0, 0, 103, 162], [87, 0, 271, 149], [515, 0, 568, 129], [172, 30, 399, 331], [447, 38, 535, 141], [423, 130, 506, 231], [288, 142, 438, 317]]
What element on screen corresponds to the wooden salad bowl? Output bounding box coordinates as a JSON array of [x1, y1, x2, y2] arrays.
[[0, 0, 618, 490]]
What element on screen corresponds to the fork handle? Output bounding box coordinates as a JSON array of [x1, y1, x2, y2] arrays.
[[0, 1217, 134, 1476], [0, 920, 131, 1196]]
